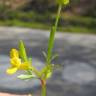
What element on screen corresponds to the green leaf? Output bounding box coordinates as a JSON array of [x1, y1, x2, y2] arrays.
[[51, 54, 59, 61], [42, 51, 47, 60], [41, 65, 52, 79], [45, 70, 52, 79], [19, 40, 27, 61], [51, 64, 63, 70], [28, 57, 32, 63], [18, 74, 36, 80], [25, 70, 33, 75]]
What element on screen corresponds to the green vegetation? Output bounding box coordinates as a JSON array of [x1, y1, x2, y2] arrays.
[[0, 0, 95, 33], [0, 11, 96, 33]]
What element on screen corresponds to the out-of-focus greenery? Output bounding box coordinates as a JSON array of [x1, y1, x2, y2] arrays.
[[0, 0, 96, 33]]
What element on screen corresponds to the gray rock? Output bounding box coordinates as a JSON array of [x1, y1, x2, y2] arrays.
[[62, 61, 96, 84]]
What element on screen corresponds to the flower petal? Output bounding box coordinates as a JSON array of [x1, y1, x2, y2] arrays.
[[6, 67, 18, 75], [10, 57, 21, 67], [10, 49, 19, 58], [19, 62, 30, 70]]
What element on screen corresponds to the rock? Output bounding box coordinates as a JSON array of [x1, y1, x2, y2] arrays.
[[62, 60, 96, 85]]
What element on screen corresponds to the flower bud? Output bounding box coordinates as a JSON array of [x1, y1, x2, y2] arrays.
[[56, 0, 69, 5]]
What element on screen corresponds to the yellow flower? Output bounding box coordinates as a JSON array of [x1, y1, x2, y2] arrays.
[[6, 49, 31, 75], [10, 49, 19, 58]]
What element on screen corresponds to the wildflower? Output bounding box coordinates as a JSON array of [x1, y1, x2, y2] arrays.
[[56, 0, 69, 5], [6, 49, 30, 75]]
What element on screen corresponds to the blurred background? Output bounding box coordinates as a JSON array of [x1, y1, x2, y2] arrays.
[[0, 0, 96, 96], [0, 0, 96, 33]]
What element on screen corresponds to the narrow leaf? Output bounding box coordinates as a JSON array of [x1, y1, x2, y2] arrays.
[[25, 70, 33, 75], [42, 51, 47, 60], [51, 54, 59, 61], [18, 74, 36, 80], [51, 64, 62, 70]]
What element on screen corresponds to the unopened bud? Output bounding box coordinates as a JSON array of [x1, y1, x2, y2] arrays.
[[56, 0, 69, 5]]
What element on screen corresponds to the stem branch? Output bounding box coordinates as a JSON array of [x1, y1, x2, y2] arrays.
[[47, 5, 62, 64]]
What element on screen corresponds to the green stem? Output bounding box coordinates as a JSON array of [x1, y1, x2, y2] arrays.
[[41, 80, 46, 96], [47, 4, 62, 64]]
